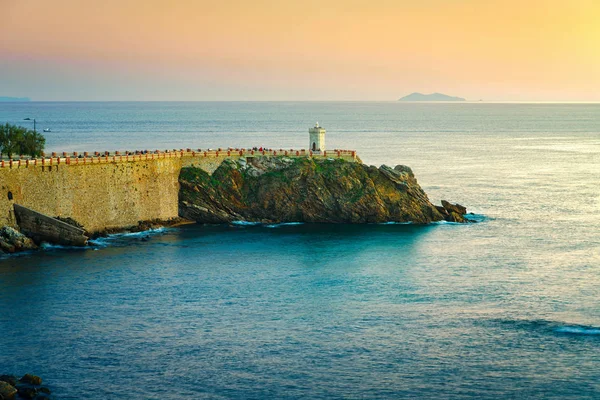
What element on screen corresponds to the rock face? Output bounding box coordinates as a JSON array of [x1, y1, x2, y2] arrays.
[[436, 200, 470, 223], [13, 204, 88, 247], [179, 157, 468, 224], [0, 227, 37, 254]]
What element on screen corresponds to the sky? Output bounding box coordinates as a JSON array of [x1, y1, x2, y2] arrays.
[[1, 0, 599, 101]]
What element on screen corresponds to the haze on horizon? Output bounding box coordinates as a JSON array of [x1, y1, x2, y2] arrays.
[[1, 0, 599, 102]]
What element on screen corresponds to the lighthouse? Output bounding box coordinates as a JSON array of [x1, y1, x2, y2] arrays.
[[309, 122, 326, 153]]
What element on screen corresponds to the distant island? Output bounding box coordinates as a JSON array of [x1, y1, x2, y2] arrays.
[[398, 92, 465, 102], [0, 97, 31, 102]]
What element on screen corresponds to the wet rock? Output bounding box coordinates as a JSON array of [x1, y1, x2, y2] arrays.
[[15, 383, 37, 399], [447, 211, 466, 223], [19, 374, 42, 386], [0, 227, 37, 254], [439, 200, 468, 223], [434, 205, 448, 215], [0, 381, 17, 400], [441, 200, 467, 215], [0, 376, 18, 387]]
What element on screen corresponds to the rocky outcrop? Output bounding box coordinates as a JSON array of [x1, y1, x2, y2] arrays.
[[179, 157, 469, 224], [0, 380, 18, 399], [0, 227, 37, 254], [13, 204, 88, 247], [436, 200, 470, 223], [0, 374, 51, 399]]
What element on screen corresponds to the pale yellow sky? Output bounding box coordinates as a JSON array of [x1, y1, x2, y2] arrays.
[[1, 0, 599, 100]]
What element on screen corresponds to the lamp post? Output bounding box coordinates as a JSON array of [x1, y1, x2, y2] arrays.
[[23, 117, 36, 132]]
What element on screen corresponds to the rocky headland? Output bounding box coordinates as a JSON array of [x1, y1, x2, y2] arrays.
[[179, 156, 470, 224], [0, 156, 471, 254]]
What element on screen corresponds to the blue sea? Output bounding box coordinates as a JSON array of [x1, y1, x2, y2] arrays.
[[1, 102, 599, 399]]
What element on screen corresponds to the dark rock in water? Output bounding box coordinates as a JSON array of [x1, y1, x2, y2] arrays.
[[435, 205, 449, 217], [19, 374, 42, 386], [15, 383, 37, 399], [439, 200, 470, 223], [0, 227, 37, 254], [1, 374, 50, 400], [0, 381, 17, 400], [179, 157, 461, 224], [0, 375, 18, 387], [38, 387, 51, 394], [447, 211, 465, 223], [441, 200, 467, 215]]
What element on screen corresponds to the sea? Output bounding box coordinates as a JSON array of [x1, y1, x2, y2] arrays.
[[0, 102, 599, 399]]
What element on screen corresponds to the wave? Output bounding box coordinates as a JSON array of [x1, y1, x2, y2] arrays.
[[431, 220, 462, 225], [265, 222, 304, 228], [231, 221, 305, 228], [88, 227, 169, 248], [231, 221, 262, 226], [430, 213, 487, 225], [488, 318, 600, 337], [39, 242, 87, 251], [555, 326, 600, 336]]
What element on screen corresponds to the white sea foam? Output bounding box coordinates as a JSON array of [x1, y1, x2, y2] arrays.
[[40, 242, 74, 250], [231, 221, 262, 226], [431, 220, 460, 225], [88, 227, 169, 248], [265, 222, 304, 228]]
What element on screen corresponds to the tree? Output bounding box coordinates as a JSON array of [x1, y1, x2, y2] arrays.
[[0, 123, 45, 158]]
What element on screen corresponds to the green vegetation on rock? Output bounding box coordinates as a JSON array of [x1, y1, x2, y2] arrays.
[[179, 156, 468, 224]]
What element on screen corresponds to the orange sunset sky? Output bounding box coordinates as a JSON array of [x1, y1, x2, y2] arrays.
[[1, 0, 599, 101]]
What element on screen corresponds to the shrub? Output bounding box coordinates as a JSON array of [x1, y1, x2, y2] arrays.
[[0, 123, 46, 158]]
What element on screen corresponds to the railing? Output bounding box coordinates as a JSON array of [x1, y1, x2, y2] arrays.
[[0, 148, 358, 168]]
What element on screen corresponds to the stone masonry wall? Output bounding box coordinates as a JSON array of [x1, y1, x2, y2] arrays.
[[0, 149, 358, 233]]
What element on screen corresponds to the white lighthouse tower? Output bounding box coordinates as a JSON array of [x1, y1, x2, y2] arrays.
[[309, 122, 326, 153]]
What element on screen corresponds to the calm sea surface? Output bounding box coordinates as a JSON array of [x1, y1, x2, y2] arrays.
[[0, 102, 599, 399]]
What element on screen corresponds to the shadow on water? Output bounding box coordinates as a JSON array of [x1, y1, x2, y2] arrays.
[[484, 318, 600, 339], [0, 221, 444, 288], [170, 222, 440, 260]]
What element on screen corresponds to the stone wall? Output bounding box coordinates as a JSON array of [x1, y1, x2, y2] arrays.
[[0, 149, 358, 233]]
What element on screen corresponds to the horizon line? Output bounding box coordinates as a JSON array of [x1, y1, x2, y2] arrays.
[[3, 100, 600, 104]]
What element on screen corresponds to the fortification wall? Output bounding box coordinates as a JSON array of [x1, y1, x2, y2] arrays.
[[0, 158, 183, 233], [0, 149, 358, 233]]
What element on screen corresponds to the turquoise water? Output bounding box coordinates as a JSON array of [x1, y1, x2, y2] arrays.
[[1, 102, 599, 398]]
